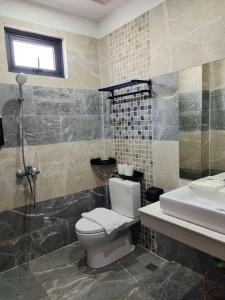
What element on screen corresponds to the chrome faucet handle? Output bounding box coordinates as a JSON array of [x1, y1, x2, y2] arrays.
[[32, 167, 40, 176], [16, 169, 26, 178]]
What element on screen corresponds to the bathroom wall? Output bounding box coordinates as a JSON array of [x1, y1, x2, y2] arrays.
[[0, 15, 114, 213], [99, 0, 225, 268], [100, 0, 225, 191], [0, 15, 113, 271], [209, 59, 225, 173], [150, 0, 225, 190]]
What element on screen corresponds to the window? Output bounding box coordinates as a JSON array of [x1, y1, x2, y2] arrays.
[[4, 27, 64, 78]]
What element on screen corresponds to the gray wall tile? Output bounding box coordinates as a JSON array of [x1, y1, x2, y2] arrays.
[[4, 134, 20, 148], [0, 84, 34, 116], [2, 116, 19, 134], [23, 115, 61, 145], [152, 73, 178, 97], [179, 114, 202, 131], [210, 89, 225, 111], [33, 86, 81, 116], [152, 73, 179, 141], [0, 84, 103, 148], [156, 233, 218, 275], [210, 110, 225, 130], [61, 115, 101, 142], [82, 90, 101, 115], [154, 125, 179, 141], [179, 100, 201, 113]]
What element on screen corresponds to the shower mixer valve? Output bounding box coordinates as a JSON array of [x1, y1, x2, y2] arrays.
[[16, 165, 40, 178]]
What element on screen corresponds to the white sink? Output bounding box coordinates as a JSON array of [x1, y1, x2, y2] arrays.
[[160, 184, 225, 234]]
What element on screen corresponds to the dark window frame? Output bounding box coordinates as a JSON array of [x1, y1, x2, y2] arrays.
[[4, 27, 64, 78]]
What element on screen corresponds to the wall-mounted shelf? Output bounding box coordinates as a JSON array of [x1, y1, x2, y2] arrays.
[[90, 157, 117, 166], [98, 79, 152, 102]]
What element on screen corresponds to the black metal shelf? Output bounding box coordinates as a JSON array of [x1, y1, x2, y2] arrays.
[[90, 157, 117, 166], [107, 89, 150, 100], [98, 79, 152, 102], [98, 80, 150, 92]]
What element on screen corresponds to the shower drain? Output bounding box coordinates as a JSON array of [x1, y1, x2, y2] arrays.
[[146, 263, 158, 272]]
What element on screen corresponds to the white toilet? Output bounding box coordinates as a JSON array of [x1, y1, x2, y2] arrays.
[[75, 177, 141, 268]]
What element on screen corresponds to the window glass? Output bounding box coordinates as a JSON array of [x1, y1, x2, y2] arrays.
[[5, 27, 64, 78], [13, 40, 56, 70]]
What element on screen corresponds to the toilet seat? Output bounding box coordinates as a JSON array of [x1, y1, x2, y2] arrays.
[[76, 218, 104, 234], [76, 208, 140, 235]]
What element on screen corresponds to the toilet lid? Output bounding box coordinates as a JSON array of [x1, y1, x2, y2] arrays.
[[75, 218, 104, 234]]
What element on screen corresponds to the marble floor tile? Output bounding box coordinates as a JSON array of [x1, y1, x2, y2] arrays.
[[0, 243, 204, 300], [117, 245, 167, 285], [143, 262, 203, 300], [0, 265, 47, 300]]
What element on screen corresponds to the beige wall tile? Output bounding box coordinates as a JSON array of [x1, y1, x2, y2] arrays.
[[99, 35, 112, 86], [202, 63, 210, 91], [178, 66, 202, 93], [0, 15, 100, 89], [210, 150, 225, 172], [153, 141, 179, 191], [210, 130, 225, 151], [0, 139, 114, 212], [179, 149, 202, 170], [152, 140, 193, 190], [150, 0, 225, 77], [179, 131, 202, 151], [210, 59, 225, 90], [210, 130, 225, 172]]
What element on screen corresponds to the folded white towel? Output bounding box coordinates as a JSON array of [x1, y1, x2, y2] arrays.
[[82, 208, 131, 235]]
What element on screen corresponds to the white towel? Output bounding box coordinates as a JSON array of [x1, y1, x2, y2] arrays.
[[82, 208, 131, 235]]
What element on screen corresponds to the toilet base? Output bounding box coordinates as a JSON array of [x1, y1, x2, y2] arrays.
[[87, 231, 135, 268]]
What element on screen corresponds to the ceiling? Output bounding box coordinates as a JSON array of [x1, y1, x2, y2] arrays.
[[26, 0, 127, 21]]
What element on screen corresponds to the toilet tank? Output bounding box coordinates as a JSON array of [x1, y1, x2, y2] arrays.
[[109, 178, 141, 218]]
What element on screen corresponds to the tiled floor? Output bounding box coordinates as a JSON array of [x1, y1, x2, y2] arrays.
[[0, 242, 204, 300]]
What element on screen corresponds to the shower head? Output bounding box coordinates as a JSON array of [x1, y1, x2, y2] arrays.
[[16, 73, 28, 101], [16, 73, 27, 85]]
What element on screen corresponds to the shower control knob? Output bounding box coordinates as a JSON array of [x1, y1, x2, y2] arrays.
[[26, 166, 40, 176], [32, 167, 40, 176], [16, 170, 26, 178]]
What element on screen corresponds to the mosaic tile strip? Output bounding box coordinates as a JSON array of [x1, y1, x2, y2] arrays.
[[105, 12, 153, 252], [109, 11, 151, 83], [112, 94, 152, 140], [113, 139, 153, 189]]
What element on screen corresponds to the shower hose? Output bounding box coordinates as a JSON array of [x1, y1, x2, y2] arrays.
[[20, 102, 36, 208]]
